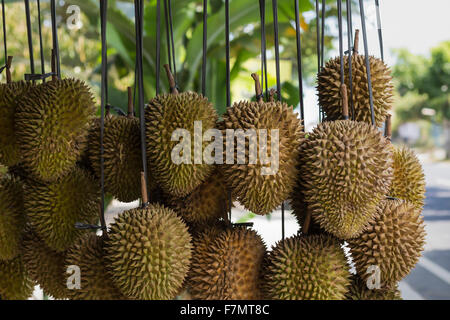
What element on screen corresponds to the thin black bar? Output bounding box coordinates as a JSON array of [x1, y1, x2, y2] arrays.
[[1, 0, 7, 65], [50, 0, 60, 78], [225, 0, 230, 108], [167, 0, 177, 83], [201, 0, 207, 96], [358, 0, 376, 126], [37, 0, 45, 81], [346, 0, 355, 119], [163, 0, 172, 75], [375, 0, 384, 61], [320, 0, 325, 68], [337, 0, 344, 87], [315, 0, 320, 73], [24, 0, 35, 74], [156, 0, 161, 95], [294, 0, 304, 124]]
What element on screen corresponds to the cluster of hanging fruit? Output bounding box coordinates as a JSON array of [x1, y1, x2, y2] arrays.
[[0, 28, 426, 300]]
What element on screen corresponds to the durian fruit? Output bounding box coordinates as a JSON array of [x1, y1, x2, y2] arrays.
[[0, 78, 33, 166], [390, 145, 426, 209], [188, 226, 266, 300], [262, 234, 350, 300], [301, 120, 393, 239], [317, 35, 393, 127], [348, 199, 426, 287], [0, 255, 34, 300], [0, 175, 25, 260], [15, 78, 95, 182], [221, 74, 304, 215], [22, 228, 71, 299], [24, 167, 100, 252], [145, 65, 217, 197], [88, 93, 142, 202], [166, 170, 230, 224], [346, 275, 402, 300], [106, 203, 192, 300], [65, 233, 126, 300]]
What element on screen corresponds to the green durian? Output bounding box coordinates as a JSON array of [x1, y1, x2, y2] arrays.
[[0, 255, 34, 300]]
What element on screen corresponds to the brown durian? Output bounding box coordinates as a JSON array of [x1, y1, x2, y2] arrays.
[[15, 78, 95, 182], [0, 255, 34, 300], [145, 65, 217, 197], [65, 233, 126, 300], [106, 203, 192, 300], [390, 145, 426, 209], [262, 234, 350, 300], [24, 167, 100, 252], [317, 46, 393, 127], [348, 199, 426, 287], [301, 120, 393, 239], [221, 74, 304, 215], [346, 275, 402, 300], [188, 226, 266, 300], [0, 174, 25, 260], [22, 228, 71, 299]]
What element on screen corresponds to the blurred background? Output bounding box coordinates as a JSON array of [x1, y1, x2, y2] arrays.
[[1, 0, 448, 300]]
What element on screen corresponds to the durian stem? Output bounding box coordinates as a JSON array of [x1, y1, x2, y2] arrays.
[[269, 88, 276, 102], [141, 171, 149, 206], [251, 73, 264, 103], [340, 83, 349, 120], [353, 29, 360, 55], [127, 86, 134, 118], [385, 114, 392, 140], [51, 49, 57, 81], [5, 56, 12, 83], [164, 64, 178, 94], [302, 207, 312, 235]]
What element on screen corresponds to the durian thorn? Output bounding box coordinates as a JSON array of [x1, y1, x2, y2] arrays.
[[353, 29, 360, 55], [340, 83, 349, 120], [251, 73, 264, 103], [51, 49, 57, 81], [385, 114, 392, 140], [164, 64, 178, 94], [140, 172, 149, 206], [127, 86, 134, 118], [302, 207, 312, 235], [5, 56, 13, 83], [269, 89, 277, 102]]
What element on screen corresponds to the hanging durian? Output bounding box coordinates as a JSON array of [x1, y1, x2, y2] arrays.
[[0, 255, 34, 300], [317, 31, 393, 127], [0, 57, 33, 166], [65, 233, 126, 300], [166, 169, 230, 224], [15, 68, 96, 182], [348, 199, 426, 287], [21, 228, 71, 299], [346, 275, 402, 300], [145, 65, 217, 197], [262, 234, 350, 300], [220, 74, 304, 215], [188, 226, 266, 300], [390, 145, 426, 209], [106, 176, 192, 300], [24, 167, 100, 252], [0, 174, 25, 261], [88, 87, 142, 202]]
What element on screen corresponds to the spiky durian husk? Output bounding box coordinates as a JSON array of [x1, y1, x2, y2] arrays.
[[106, 204, 192, 300], [221, 100, 304, 215], [24, 167, 100, 252], [262, 234, 350, 300], [390, 146, 426, 209], [0, 255, 34, 300], [317, 55, 393, 127], [15, 79, 95, 182], [21, 228, 71, 299], [166, 170, 229, 224], [301, 120, 393, 239], [189, 227, 266, 300], [145, 92, 217, 197], [0, 81, 33, 167], [346, 275, 402, 300], [0, 175, 25, 260], [348, 200, 426, 286], [88, 115, 142, 202], [65, 233, 126, 300]]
